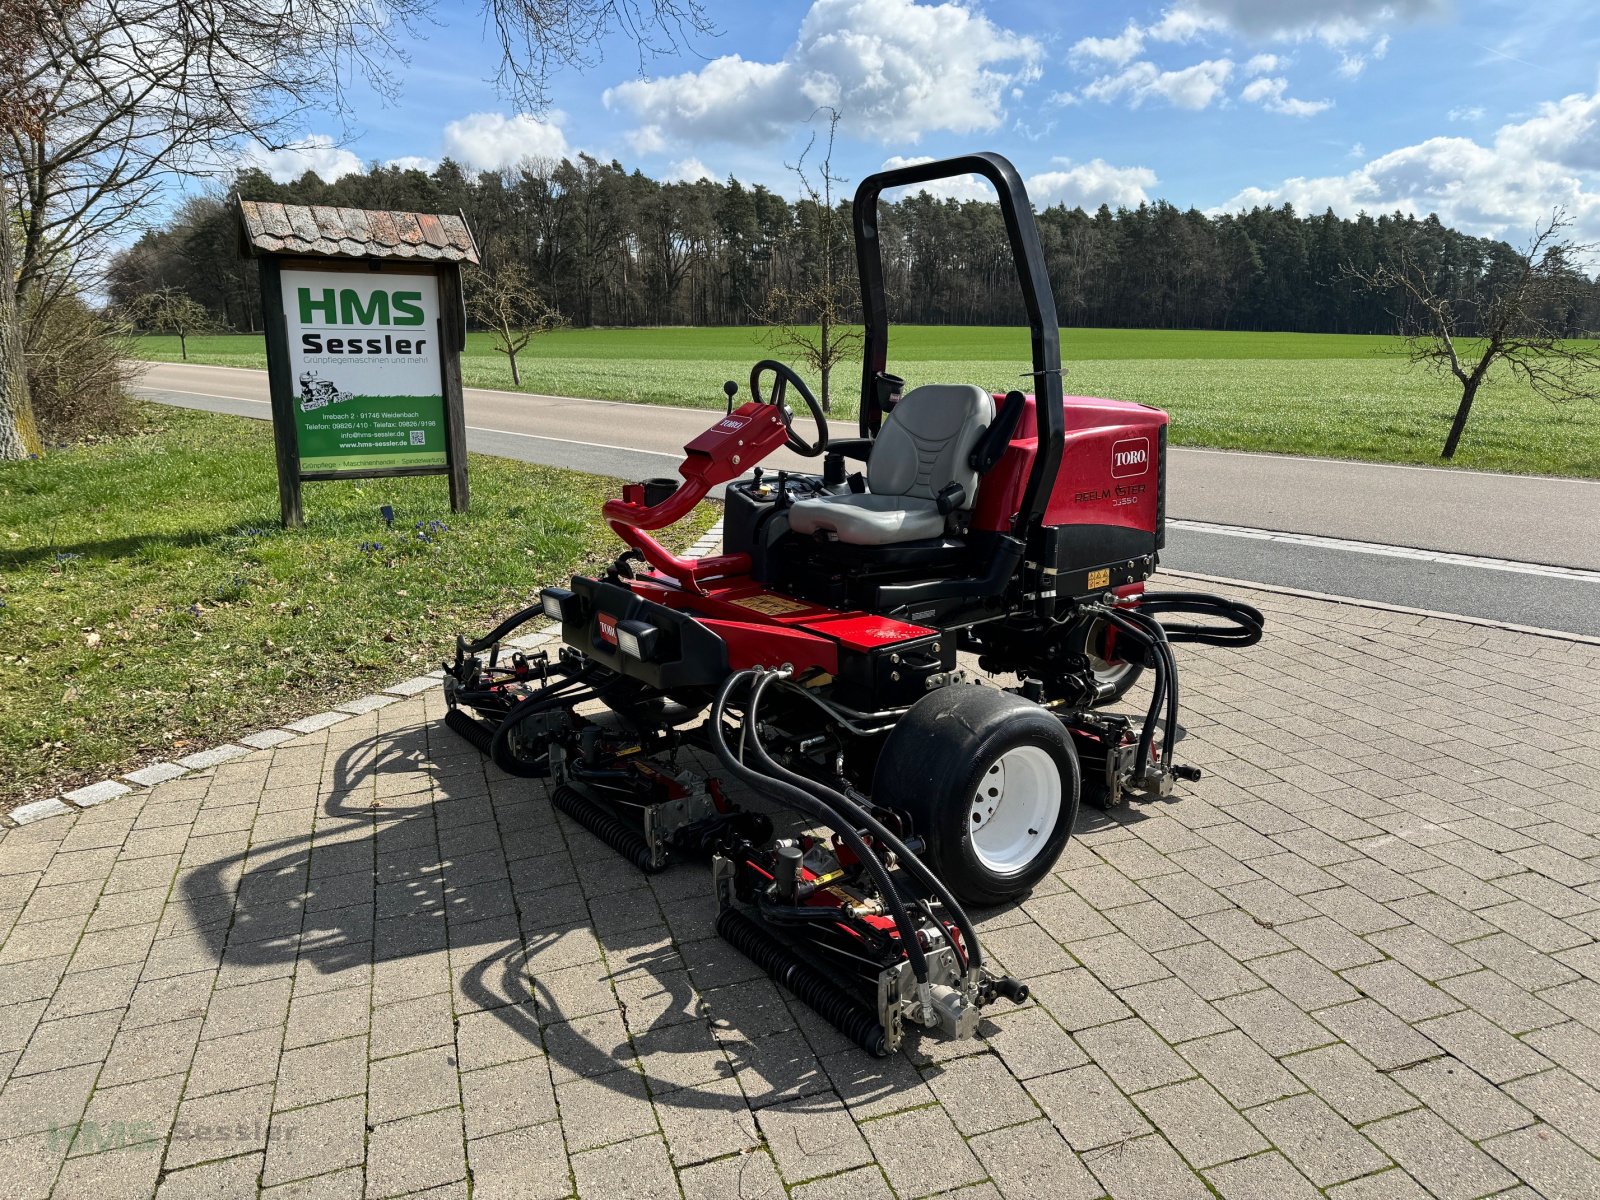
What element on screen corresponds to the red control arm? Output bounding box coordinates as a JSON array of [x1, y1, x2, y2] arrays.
[[601, 402, 790, 590]]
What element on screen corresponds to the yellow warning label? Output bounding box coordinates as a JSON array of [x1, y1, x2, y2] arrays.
[[731, 594, 811, 616], [1087, 568, 1111, 590]]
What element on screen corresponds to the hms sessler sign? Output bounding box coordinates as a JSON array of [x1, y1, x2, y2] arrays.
[[282, 269, 447, 473]]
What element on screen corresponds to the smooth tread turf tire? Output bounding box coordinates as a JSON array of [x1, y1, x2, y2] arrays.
[[872, 685, 1080, 907]]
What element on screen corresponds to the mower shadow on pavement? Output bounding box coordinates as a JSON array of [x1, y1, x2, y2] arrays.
[[177, 718, 957, 1114]]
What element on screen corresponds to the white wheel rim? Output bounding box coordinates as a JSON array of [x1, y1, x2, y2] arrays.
[[968, 745, 1062, 877]]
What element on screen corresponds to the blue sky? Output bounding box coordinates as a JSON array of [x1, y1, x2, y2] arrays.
[[248, 0, 1600, 245]]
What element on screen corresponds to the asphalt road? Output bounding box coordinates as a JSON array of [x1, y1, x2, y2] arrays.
[[132, 361, 1600, 637]]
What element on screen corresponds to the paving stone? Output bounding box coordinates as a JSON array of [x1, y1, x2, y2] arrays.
[[981, 1004, 1088, 1080], [63, 779, 134, 807], [1249, 949, 1358, 1010], [370, 1044, 461, 1123], [971, 1116, 1102, 1200], [8, 799, 74, 826], [1026, 968, 1132, 1031], [1415, 1010, 1553, 1084], [361, 1109, 466, 1199], [334, 693, 401, 715], [1316, 999, 1438, 1071], [466, 1121, 570, 1200], [263, 1095, 366, 1187], [758, 1092, 872, 1183], [1281, 1043, 1414, 1127], [175, 745, 249, 770], [571, 1133, 678, 1200], [860, 1102, 986, 1197], [1389, 1057, 1534, 1141], [655, 1075, 761, 1168], [1204, 1150, 1322, 1200], [185, 1024, 285, 1096], [153, 1153, 265, 1199], [239, 730, 295, 750], [1364, 1109, 1516, 1200], [274, 1035, 367, 1111], [1075, 1017, 1194, 1093], [1487, 1121, 1595, 1200], [1116, 975, 1234, 1041], [385, 675, 443, 696], [1215, 990, 1332, 1057], [555, 1067, 655, 1151], [1068, 931, 1168, 989], [1082, 1132, 1212, 1200], [1136, 1077, 1269, 1168], [1438, 968, 1565, 1034], [1246, 1093, 1391, 1186], [167, 1081, 273, 1169], [1179, 1029, 1302, 1108], [1523, 1018, 1600, 1088], [1342, 958, 1464, 1022], [1154, 942, 1265, 1000], [923, 1050, 1041, 1136], [1026, 1064, 1151, 1151], [680, 1149, 786, 1200]]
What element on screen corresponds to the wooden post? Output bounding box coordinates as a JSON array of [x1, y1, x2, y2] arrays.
[[438, 263, 470, 514], [258, 258, 304, 528]]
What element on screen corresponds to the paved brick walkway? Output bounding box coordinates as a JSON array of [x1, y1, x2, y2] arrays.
[[3, 582, 1600, 1199]]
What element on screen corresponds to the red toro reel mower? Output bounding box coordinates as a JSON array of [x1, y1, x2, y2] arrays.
[[444, 153, 1263, 1056]]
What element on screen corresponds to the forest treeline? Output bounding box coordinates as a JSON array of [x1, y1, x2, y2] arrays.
[[108, 154, 1600, 338]]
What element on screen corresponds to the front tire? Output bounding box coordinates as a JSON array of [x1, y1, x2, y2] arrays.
[[872, 686, 1080, 907]]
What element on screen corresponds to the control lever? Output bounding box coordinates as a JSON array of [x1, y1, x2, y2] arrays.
[[722, 380, 738, 414], [775, 470, 792, 510]]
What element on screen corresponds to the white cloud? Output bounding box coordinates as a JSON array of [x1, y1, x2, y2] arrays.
[[1029, 159, 1159, 209], [1244, 53, 1281, 75], [1448, 105, 1486, 122], [242, 135, 362, 183], [666, 157, 715, 183], [1082, 58, 1234, 110], [441, 112, 570, 171], [604, 0, 1040, 146], [1215, 87, 1600, 246], [385, 156, 437, 173], [1070, 23, 1145, 66], [879, 154, 1157, 210], [1241, 76, 1332, 117], [1163, 0, 1441, 46]]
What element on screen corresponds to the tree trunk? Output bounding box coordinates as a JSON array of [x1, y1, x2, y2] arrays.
[[0, 188, 41, 460], [1441, 377, 1480, 460], [819, 310, 831, 412], [509, 352, 521, 386], [179, 330, 188, 361]]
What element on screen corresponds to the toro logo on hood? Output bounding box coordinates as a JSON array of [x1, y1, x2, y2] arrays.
[[717, 415, 750, 433], [1111, 437, 1150, 479]]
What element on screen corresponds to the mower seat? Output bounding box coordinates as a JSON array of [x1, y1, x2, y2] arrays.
[[788, 384, 995, 546]]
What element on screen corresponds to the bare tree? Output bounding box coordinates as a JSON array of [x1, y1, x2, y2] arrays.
[[757, 108, 862, 412], [467, 247, 567, 386], [1348, 210, 1600, 459], [0, 0, 714, 460], [126, 286, 220, 361]]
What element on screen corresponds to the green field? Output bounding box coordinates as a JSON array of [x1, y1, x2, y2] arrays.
[[0, 405, 714, 808], [133, 326, 1600, 477]]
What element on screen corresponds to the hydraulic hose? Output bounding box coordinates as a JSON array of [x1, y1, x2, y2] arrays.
[[709, 670, 932, 987], [1140, 592, 1264, 648], [747, 673, 985, 976], [1098, 608, 1173, 779], [463, 602, 548, 655]]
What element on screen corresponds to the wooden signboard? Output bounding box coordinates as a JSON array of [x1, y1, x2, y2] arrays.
[[238, 201, 477, 527]]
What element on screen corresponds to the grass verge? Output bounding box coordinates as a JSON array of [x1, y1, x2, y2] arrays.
[[132, 326, 1600, 478], [0, 404, 715, 809]]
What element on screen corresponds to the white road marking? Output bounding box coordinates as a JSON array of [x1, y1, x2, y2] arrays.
[[1169, 519, 1600, 583]]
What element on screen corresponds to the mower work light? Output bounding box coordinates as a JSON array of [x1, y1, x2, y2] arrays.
[[615, 618, 660, 660], [540, 587, 577, 622]]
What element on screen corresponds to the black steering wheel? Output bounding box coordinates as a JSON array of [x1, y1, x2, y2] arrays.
[[749, 360, 829, 457]]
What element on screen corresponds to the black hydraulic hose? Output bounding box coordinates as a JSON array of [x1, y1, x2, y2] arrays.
[[1125, 610, 1180, 759], [464, 602, 548, 654], [1099, 608, 1170, 778], [709, 671, 931, 987], [1140, 592, 1264, 648], [747, 673, 985, 976]]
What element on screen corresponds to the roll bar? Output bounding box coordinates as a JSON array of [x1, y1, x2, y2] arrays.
[[852, 152, 1064, 534]]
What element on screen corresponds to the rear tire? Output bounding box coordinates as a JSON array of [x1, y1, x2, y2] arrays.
[[1084, 615, 1144, 707], [873, 686, 1080, 907]]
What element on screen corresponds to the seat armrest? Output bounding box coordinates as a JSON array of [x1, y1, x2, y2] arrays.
[[968, 390, 1026, 473], [936, 482, 967, 515], [827, 438, 874, 462]]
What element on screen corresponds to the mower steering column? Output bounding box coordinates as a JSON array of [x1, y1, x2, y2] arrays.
[[601, 400, 791, 590]]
